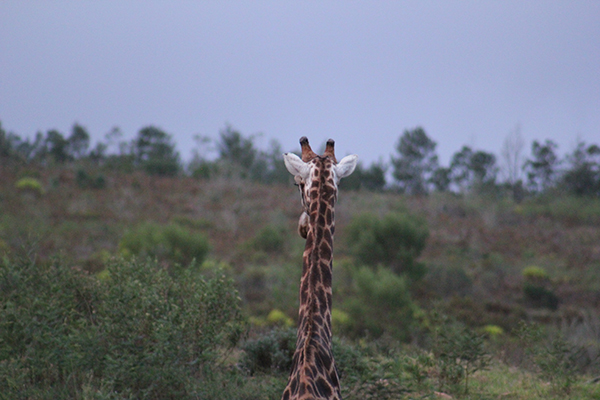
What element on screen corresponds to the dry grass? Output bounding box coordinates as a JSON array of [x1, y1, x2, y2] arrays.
[[2, 164, 600, 317]]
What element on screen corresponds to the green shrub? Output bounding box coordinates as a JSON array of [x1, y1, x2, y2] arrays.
[[522, 265, 549, 280], [521, 266, 559, 310], [517, 322, 587, 395], [342, 266, 417, 340], [237, 263, 301, 319], [190, 159, 217, 179], [399, 350, 435, 388], [0, 255, 243, 399], [240, 328, 368, 383], [240, 328, 296, 375], [0, 256, 97, 399], [143, 158, 180, 176], [331, 336, 370, 382], [93, 258, 243, 396], [76, 168, 106, 189], [332, 308, 352, 334], [192, 368, 287, 400], [482, 324, 504, 338], [524, 283, 559, 310], [429, 314, 491, 393], [252, 225, 286, 254], [119, 222, 210, 266], [0, 239, 10, 256], [266, 309, 294, 328], [535, 336, 585, 394], [346, 347, 411, 399], [15, 177, 44, 195], [346, 212, 428, 279]]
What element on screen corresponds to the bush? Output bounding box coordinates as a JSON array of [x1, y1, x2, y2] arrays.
[[0, 255, 244, 399], [237, 263, 301, 319], [252, 225, 286, 254], [522, 265, 549, 280], [429, 314, 491, 393], [94, 259, 243, 396], [143, 158, 180, 176], [119, 222, 210, 266], [15, 177, 44, 195], [331, 337, 370, 382], [346, 212, 428, 279], [76, 168, 106, 189], [266, 309, 294, 328], [240, 328, 296, 375], [0, 256, 97, 399], [522, 265, 559, 310], [517, 322, 588, 394], [240, 328, 368, 382], [482, 324, 504, 338], [332, 308, 352, 334], [190, 159, 217, 179], [524, 283, 559, 310], [342, 266, 418, 340]]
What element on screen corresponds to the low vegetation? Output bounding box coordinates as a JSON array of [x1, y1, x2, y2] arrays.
[[1, 121, 600, 398], [0, 256, 244, 399]]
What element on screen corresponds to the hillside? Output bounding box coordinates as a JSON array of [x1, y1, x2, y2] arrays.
[[4, 164, 600, 304], [2, 163, 600, 398]]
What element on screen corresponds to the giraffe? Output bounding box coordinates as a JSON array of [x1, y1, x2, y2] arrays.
[[281, 137, 358, 400]]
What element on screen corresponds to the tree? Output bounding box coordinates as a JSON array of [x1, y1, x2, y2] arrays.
[[189, 134, 216, 179], [217, 125, 257, 170], [470, 150, 498, 186], [89, 127, 137, 171], [391, 127, 439, 195], [449, 146, 474, 191], [13, 132, 46, 163], [66, 124, 90, 159], [133, 126, 180, 176], [245, 138, 288, 184], [360, 161, 387, 191], [45, 129, 70, 163], [342, 160, 387, 191], [524, 140, 559, 193], [449, 146, 498, 192], [254, 139, 291, 184], [431, 167, 452, 192], [560, 141, 600, 197], [500, 124, 525, 186], [0, 122, 17, 159]]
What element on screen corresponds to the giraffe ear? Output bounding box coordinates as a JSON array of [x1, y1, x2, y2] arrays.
[[334, 154, 358, 181], [283, 152, 310, 179]]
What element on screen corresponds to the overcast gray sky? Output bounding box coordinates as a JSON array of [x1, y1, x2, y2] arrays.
[[1, 1, 599, 167]]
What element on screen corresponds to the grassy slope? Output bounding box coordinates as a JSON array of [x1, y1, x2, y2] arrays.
[[2, 164, 600, 398]]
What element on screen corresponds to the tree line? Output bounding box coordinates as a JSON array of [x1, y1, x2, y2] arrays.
[[390, 126, 600, 198], [1, 121, 599, 197]]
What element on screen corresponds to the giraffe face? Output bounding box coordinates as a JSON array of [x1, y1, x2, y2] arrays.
[[283, 151, 358, 189], [283, 138, 357, 239]]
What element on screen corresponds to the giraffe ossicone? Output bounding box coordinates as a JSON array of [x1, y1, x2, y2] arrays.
[[281, 137, 357, 400]]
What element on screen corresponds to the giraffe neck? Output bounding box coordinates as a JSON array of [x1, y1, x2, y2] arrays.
[[282, 158, 341, 400]]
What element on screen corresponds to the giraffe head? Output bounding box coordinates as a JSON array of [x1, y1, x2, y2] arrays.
[[283, 137, 358, 238]]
